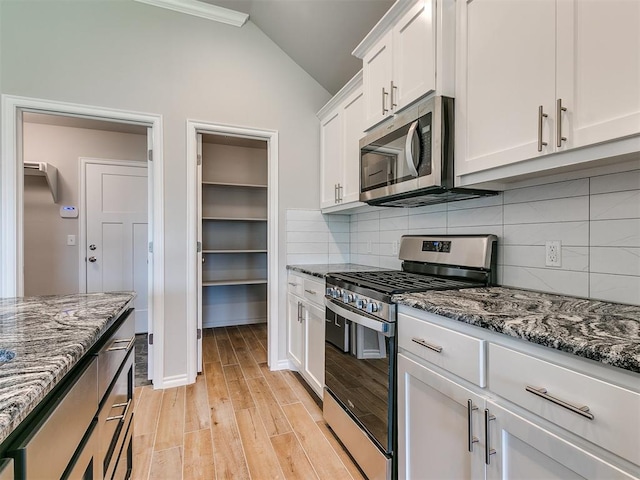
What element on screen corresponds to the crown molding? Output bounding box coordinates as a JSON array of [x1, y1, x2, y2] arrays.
[[134, 0, 249, 27], [352, 0, 415, 58], [317, 70, 363, 119]]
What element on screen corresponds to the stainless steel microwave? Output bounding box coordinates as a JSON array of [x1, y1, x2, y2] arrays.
[[359, 95, 496, 207]]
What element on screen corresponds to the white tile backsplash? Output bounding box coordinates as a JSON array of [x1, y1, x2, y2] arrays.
[[286, 168, 640, 305]]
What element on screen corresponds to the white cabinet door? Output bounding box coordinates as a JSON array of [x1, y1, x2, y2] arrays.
[[287, 293, 304, 369], [485, 401, 638, 480], [393, 0, 436, 112], [556, 0, 640, 152], [320, 108, 342, 209], [303, 302, 325, 398], [398, 353, 486, 480], [341, 87, 365, 205], [363, 30, 393, 130], [457, 0, 556, 176]]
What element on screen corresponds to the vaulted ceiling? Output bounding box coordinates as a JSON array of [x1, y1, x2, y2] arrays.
[[199, 0, 394, 95]]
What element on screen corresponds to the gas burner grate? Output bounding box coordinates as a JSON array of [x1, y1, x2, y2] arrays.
[[329, 270, 482, 295]]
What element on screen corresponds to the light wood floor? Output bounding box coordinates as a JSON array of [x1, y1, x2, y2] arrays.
[[132, 324, 365, 480]]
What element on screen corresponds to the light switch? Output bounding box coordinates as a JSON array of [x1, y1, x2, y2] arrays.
[[67, 235, 76, 246]]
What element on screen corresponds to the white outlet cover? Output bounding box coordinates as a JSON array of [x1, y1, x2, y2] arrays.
[[545, 241, 561, 267]]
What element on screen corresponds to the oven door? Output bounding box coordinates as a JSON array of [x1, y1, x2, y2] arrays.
[[324, 298, 395, 454]]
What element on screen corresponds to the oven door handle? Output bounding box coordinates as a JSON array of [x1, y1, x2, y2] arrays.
[[325, 298, 394, 337]]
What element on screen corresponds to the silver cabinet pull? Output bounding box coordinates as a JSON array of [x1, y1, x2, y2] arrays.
[[304, 289, 317, 295], [337, 184, 343, 202], [411, 337, 443, 353], [334, 184, 338, 203], [107, 336, 135, 352], [525, 385, 594, 420], [556, 98, 567, 147], [288, 282, 298, 287], [484, 409, 496, 465], [382, 87, 389, 115], [106, 399, 132, 422], [467, 399, 479, 452], [297, 301, 302, 322], [390, 80, 397, 109], [538, 105, 548, 152]]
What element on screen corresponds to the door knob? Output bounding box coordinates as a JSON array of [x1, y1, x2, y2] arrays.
[[88, 256, 97, 263], [89, 244, 97, 251]]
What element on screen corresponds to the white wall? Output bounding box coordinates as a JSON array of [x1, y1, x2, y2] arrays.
[[23, 122, 147, 296], [348, 169, 640, 306], [1, 1, 331, 380]]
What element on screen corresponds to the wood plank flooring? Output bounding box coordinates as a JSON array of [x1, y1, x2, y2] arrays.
[[133, 325, 365, 480]]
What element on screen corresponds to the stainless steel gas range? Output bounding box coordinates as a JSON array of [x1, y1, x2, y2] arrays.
[[323, 235, 498, 480]]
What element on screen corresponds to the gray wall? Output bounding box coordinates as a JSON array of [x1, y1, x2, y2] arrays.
[[1, 0, 331, 379], [23, 122, 147, 296]]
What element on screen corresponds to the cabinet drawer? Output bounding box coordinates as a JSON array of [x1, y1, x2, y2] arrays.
[[489, 344, 640, 466], [98, 309, 135, 400], [287, 273, 304, 297], [398, 313, 486, 387], [303, 277, 325, 306]]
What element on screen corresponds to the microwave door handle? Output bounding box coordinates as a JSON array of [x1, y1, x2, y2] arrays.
[[405, 120, 420, 177]]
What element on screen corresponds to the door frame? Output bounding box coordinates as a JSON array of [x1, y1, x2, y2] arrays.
[[186, 120, 279, 383], [1, 94, 166, 388]]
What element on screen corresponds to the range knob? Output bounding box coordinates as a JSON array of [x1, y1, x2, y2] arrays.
[[366, 302, 381, 314], [343, 292, 355, 303], [356, 298, 366, 310], [332, 288, 343, 299], [326, 287, 334, 297]]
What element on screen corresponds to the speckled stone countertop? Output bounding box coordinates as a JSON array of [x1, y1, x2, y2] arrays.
[[393, 287, 640, 374], [287, 263, 386, 278], [0, 292, 135, 445]]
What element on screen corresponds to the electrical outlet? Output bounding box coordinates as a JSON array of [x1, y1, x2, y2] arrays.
[[366, 240, 372, 253], [392, 240, 399, 255], [545, 241, 561, 267]]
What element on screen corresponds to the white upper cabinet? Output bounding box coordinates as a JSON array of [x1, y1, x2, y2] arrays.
[[355, 0, 454, 131], [456, 0, 640, 184], [318, 71, 366, 213]]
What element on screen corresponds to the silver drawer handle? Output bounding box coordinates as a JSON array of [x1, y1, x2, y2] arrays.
[[411, 337, 443, 353], [288, 282, 299, 287], [304, 289, 317, 295], [106, 399, 132, 422], [467, 399, 478, 453], [107, 336, 135, 352], [525, 385, 594, 420], [484, 409, 496, 465]]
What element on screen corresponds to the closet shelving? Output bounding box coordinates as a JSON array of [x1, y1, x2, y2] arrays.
[[198, 134, 268, 327]]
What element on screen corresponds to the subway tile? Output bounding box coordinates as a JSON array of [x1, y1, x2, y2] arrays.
[[356, 211, 380, 222], [287, 243, 329, 255], [285, 220, 329, 233], [380, 208, 409, 220], [590, 219, 640, 247], [381, 214, 409, 230], [446, 225, 503, 237], [286, 209, 324, 221], [590, 190, 640, 220], [590, 247, 640, 276], [503, 196, 588, 224], [410, 203, 448, 215], [286, 253, 329, 265], [329, 243, 349, 255], [328, 221, 350, 233], [286, 231, 329, 243], [502, 245, 588, 272], [406, 227, 447, 236], [502, 266, 589, 298], [379, 256, 402, 269], [590, 273, 640, 306], [590, 169, 640, 194], [447, 205, 502, 227], [325, 213, 350, 223], [329, 232, 350, 244], [358, 218, 380, 233], [503, 222, 588, 246], [329, 252, 350, 264], [503, 179, 588, 204], [408, 211, 447, 230], [446, 193, 503, 210], [357, 254, 380, 267], [380, 230, 407, 244]]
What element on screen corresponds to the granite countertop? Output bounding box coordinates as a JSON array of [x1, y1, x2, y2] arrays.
[[393, 287, 640, 374], [287, 263, 386, 278], [0, 292, 135, 445]]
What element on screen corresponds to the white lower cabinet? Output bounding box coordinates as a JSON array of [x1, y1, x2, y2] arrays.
[[485, 400, 637, 480], [398, 353, 485, 480], [286, 272, 325, 398], [397, 308, 640, 480]]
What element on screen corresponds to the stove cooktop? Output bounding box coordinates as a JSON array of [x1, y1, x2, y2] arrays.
[[327, 270, 483, 296]]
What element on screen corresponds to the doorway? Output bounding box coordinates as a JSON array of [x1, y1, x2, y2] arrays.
[[1, 94, 165, 388]]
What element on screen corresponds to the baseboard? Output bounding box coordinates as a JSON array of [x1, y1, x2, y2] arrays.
[[158, 373, 190, 389], [202, 317, 267, 328], [272, 358, 296, 371]]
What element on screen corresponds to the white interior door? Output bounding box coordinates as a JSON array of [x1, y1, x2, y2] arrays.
[[85, 162, 148, 333]]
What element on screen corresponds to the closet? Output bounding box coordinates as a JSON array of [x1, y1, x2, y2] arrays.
[[197, 133, 269, 328]]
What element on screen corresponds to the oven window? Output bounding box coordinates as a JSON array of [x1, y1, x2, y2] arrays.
[[324, 312, 394, 453]]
